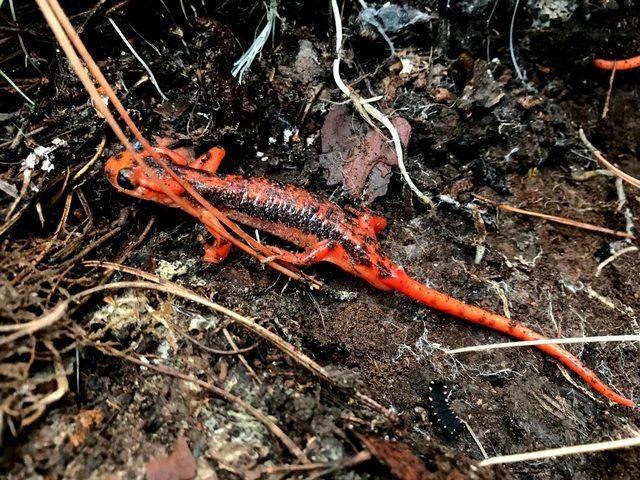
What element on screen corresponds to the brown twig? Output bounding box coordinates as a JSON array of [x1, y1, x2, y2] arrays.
[[252, 450, 373, 478], [59, 225, 123, 268], [579, 128, 640, 189], [0, 301, 68, 346], [306, 451, 373, 480], [73, 135, 106, 181], [473, 194, 634, 239], [176, 326, 259, 356], [20, 340, 69, 427], [222, 327, 262, 384], [601, 62, 617, 119]]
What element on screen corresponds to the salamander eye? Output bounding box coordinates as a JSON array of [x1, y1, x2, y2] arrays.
[[116, 168, 136, 190]]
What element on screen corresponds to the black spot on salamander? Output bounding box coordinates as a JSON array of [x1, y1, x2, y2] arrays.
[[375, 262, 394, 279], [339, 238, 373, 267], [143, 156, 170, 177], [184, 174, 379, 263], [191, 178, 313, 233]]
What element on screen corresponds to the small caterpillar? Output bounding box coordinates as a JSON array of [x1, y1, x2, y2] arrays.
[[427, 380, 464, 438]]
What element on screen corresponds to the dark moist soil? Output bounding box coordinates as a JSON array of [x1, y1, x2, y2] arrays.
[[2, 1, 640, 479]]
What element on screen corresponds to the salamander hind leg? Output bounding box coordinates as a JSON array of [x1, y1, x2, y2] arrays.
[[358, 213, 388, 235], [190, 147, 226, 174], [345, 206, 388, 235], [199, 226, 232, 264]]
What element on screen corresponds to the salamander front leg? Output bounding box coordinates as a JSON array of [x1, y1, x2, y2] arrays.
[[198, 225, 232, 264], [345, 206, 388, 235], [148, 146, 226, 174], [359, 213, 387, 235], [262, 240, 335, 266], [190, 147, 226, 174]]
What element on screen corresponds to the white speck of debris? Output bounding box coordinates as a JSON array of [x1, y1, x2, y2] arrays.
[[30, 184, 40, 193], [25, 153, 37, 170], [268, 137, 277, 144], [21, 138, 67, 179], [504, 147, 519, 162], [41, 158, 54, 172], [155, 259, 189, 280], [34, 146, 47, 156], [157, 339, 172, 359], [188, 314, 216, 332], [306, 137, 315, 146], [256, 151, 264, 157], [283, 128, 294, 143], [138, 356, 150, 370], [400, 58, 413, 75]]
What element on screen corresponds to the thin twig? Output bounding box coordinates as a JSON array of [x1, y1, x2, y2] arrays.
[[59, 225, 123, 268], [108, 18, 168, 101], [21, 341, 69, 427], [0, 301, 68, 345], [223, 327, 262, 384], [579, 128, 640, 189], [177, 326, 258, 356], [602, 61, 617, 119], [73, 135, 106, 180], [596, 246, 638, 277], [8, 1, 27, 65], [446, 334, 640, 354], [509, 0, 525, 83], [479, 436, 640, 466], [474, 194, 634, 239], [231, 0, 278, 84], [0, 67, 35, 106], [330, 0, 435, 213], [462, 420, 489, 459]]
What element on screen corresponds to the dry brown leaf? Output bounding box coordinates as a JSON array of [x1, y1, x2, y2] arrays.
[[320, 106, 412, 203], [147, 437, 198, 480], [360, 435, 431, 480]]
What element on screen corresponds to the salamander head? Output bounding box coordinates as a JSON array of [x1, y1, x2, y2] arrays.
[[104, 149, 183, 206]]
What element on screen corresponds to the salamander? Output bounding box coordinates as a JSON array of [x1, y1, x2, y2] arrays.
[[104, 146, 635, 407]]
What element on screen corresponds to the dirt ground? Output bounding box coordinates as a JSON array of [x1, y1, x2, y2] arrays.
[[2, 1, 640, 478]]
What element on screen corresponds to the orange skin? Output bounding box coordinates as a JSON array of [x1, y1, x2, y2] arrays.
[[105, 146, 635, 407], [593, 55, 640, 71]]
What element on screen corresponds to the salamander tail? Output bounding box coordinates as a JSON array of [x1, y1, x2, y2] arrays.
[[384, 271, 634, 407]]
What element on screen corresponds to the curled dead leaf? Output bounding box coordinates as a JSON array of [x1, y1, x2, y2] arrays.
[[147, 437, 198, 480]]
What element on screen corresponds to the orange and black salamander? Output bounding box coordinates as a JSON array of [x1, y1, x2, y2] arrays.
[[104, 146, 635, 407]]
